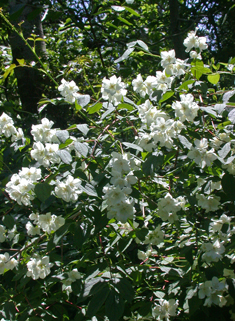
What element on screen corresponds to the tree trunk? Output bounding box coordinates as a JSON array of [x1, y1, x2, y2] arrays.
[[169, 0, 186, 60], [8, 0, 47, 113]]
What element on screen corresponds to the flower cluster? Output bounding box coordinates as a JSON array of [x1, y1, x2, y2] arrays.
[[62, 268, 81, 294], [187, 138, 217, 168], [58, 78, 80, 103], [26, 212, 65, 235], [102, 152, 137, 222], [26, 255, 53, 280], [136, 99, 185, 149], [172, 93, 199, 122], [198, 277, 227, 307], [54, 174, 82, 202], [31, 117, 58, 143], [152, 299, 178, 321], [144, 225, 164, 246], [196, 193, 220, 212], [0, 252, 18, 274], [0, 112, 24, 142], [101, 75, 127, 106], [5, 167, 41, 206], [183, 29, 208, 53], [157, 193, 186, 223], [160, 49, 185, 77], [201, 239, 225, 263]]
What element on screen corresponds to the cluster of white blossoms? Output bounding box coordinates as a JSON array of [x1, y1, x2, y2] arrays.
[[101, 75, 127, 106], [160, 49, 185, 77], [102, 152, 137, 222], [136, 99, 185, 150], [201, 239, 225, 263], [196, 193, 220, 212], [172, 93, 199, 122], [187, 138, 217, 168], [137, 246, 157, 262], [0, 224, 18, 244], [183, 29, 208, 54], [198, 277, 228, 307], [30, 118, 60, 167], [210, 214, 231, 235], [26, 212, 65, 235], [31, 118, 58, 143], [157, 193, 186, 223], [144, 225, 164, 246], [0, 112, 24, 142], [58, 78, 80, 103], [5, 167, 41, 206], [152, 299, 178, 321], [62, 268, 81, 294], [132, 72, 173, 98], [0, 252, 18, 274], [31, 141, 60, 167], [26, 255, 53, 280], [54, 174, 82, 202]]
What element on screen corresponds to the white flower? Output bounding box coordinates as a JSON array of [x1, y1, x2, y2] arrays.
[[196, 194, 220, 212], [190, 50, 202, 60], [101, 75, 127, 106], [144, 225, 164, 246], [58, 79, 80, 103], [201, 239, 225, 263], [0, 252, 18, 274], [158, 193, 185, 223], [26, 255, 53, 280], [55, 175, 82, 202], [31, 118, 57, 143], [152, 299, 178, 321], [125, 0, 134, 3], [172, 93, 199, 122], [26, 221, 41, 236], [161, 50, 176, 68]]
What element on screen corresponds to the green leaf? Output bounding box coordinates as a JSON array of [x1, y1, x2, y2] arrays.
[[222, 173, 235, 201], [88, 103, 102, 114], [207, 73, 220, 84], [227, 278, 235, 297], [2, 215, 15, 229], [53, 223, 71, 244], [178, 80, 195, 90], [75, 100, 82, 111], [118, 16, 133, 26], [105, 290, 124, 321], [56, 130, 70, 143], [188, 295, 202, 316], [74, 142, 89, 157], [34, 182, 52, 203], [123, 6, 140, 17], [56, 149, 72, 164], [114, 47, 134, 63], [2, 301, 15, 321], [79, 183, 97, 197], [178, 135, 192, 149], [218, 142, 231, 159], [117, 103, 134, 111], [76, 124, 90, 135], [122, 142, 143, 152], [111, 5, 125, 12], [16, 59, 25, 66], [3, 64, 16, 79], [87, 285, 110, 317], [142, 154, 164, 176], [159, 91, 174, 103], [112, 277, 134, 303]]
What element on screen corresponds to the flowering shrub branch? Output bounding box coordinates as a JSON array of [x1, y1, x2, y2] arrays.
[[0, 11, 235, 321]]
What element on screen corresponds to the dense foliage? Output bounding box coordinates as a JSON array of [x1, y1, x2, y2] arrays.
[[0, 1, 235, 321]]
